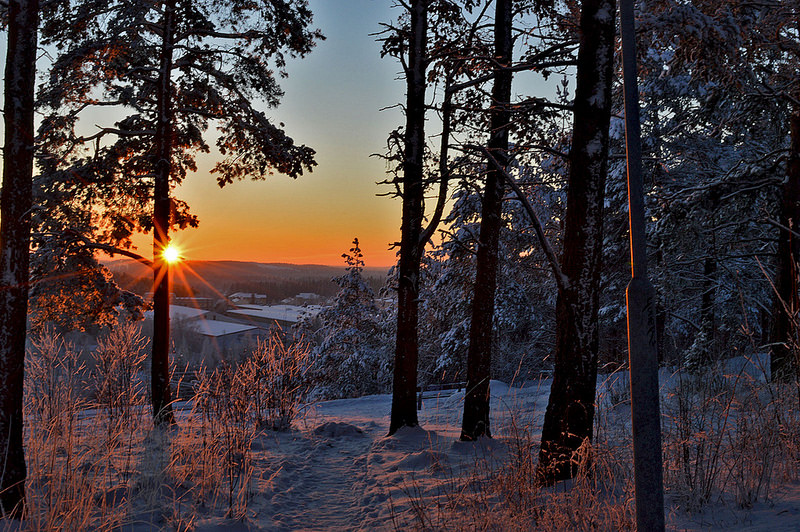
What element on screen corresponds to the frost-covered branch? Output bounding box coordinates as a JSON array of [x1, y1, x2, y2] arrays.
[[462, 143, 568, 292]]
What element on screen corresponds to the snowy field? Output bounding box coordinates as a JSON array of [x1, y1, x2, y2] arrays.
[[9, 356, 800, 531]]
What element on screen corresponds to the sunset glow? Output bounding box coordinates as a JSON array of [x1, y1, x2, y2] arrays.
[[162, 244, 181, 264]]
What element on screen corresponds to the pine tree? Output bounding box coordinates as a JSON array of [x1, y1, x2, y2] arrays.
[[623, 0, 792, 372], [38, 0, 321, 424], [380, 0, 473, 433], [460, 0, 513, 441], [421, 160, 563, 388], [384, 0, 429, 434]]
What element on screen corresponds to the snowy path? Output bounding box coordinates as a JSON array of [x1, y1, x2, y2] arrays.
[[250, 422, 377, 531], [231, 387, 546, 531]]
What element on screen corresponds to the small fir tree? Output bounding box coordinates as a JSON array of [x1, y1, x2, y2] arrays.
[[313, 239, 391, 399]]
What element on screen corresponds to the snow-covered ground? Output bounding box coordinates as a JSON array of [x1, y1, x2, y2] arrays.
[[14, 360, 800, 531], [185, 372, 800, 530], [239, 380, 547, 531]]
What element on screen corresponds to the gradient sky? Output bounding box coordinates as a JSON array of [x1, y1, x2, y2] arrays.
[[130, 0, 406, 267], [5, 1, 554, 268]]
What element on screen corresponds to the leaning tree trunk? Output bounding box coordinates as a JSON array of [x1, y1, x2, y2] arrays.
[[151, 0, 177, 426], [460, 0, 513, 441], [537, 0, 615, 483], [389, 0, 427, 435], [0, 0, 38, 517], [770, 105, 800, 381]]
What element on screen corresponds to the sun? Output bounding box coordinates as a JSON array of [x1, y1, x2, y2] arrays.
[[162, 244, 181, 264]]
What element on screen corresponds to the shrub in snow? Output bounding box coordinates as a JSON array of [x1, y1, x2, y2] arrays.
[[26, 330, 87, 436], [194, 329, 312, 431], [92, 322, 148, 438], [240, 332, 313, 430], [193, 362, 255, 517], [661, 359, 800, 510]]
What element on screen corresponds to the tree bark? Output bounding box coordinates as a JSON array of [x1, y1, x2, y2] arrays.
[[460, 0, 513, 441], [0, 0, 38, 517], [697, 253, 717, 366], [537, 0, 615, 483], [389, 0, 427, 434], [770, 106, 800, 381], [151, 0, 177, 426]]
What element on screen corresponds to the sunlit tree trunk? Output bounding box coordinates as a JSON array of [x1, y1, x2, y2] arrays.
[[460, 0, 513, 441], [537, 0, 615, 483], [151, 0, 177, 425], [389, 0, 427, 435], [770, 106, 800, 381], [0, 0, 38, 516]]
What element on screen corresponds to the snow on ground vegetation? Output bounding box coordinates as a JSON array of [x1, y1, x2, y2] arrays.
[[6, 335, 800, 531]]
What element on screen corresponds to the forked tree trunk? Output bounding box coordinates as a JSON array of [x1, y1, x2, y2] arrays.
[[0, 0, 38, 517], [537, 0, 615, 483], [389, 0, 427, 434], [460, 0, 513, 441], [770, 106, 800, 381], [151, 0, 177, 426]]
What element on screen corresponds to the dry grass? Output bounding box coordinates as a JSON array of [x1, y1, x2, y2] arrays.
[[2, 327, 312, 531], [7, 326, 800, 530], [662, 357, 800, 512], [396, 356, 800, 531]]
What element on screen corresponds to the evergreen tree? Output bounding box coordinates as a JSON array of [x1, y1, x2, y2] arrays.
[[421, 161, 562, 387], [537, 0, 616, 483], [313, 239, 391, 399], [380, 0, 480, 434], [38, 0, 321, 424], [382, 0, 429, 434], [620, 0, 791, 372], [28, 248, 146, 334], [460, 0, 513, 442]]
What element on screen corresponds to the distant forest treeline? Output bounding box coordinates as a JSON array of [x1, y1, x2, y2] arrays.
[[227, 276, 385, 303], [108, 259, 387, 303]]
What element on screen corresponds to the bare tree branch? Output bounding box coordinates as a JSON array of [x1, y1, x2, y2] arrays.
[[461, 143, 568, 292]]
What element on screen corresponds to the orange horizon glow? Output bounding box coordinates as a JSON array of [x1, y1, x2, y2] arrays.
[[130, 228, 399, 268]]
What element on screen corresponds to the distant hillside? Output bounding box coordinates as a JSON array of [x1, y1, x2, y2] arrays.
[[105, 258, 389, 301]]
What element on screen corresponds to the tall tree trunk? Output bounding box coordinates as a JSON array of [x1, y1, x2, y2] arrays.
[[698, 253, 717, 365], [770, 106, 800, 381], [460, 0, 513, 441], [0, 0, 38, 517], [389, 0, 427, 435], [537, 0, 615, 483], [151, 0, 177, 426]]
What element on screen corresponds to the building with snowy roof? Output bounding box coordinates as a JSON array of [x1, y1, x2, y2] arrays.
[[143, 304, 209, 322], [228, 292, 269, 305], [226, 304, 323, 328], [142, 305, 269, 366]]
